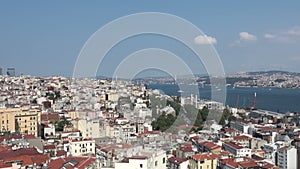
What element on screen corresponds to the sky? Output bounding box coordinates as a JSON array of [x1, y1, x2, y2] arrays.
[[1, 1, 300, 77]]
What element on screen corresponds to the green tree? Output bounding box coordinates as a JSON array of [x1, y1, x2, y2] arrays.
[[199, 106, 209, 121], [219, 108, 235, 125]]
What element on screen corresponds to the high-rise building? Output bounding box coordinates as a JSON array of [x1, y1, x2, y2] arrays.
[[277, 146, 297, 169], [7, 67, 15, 76]]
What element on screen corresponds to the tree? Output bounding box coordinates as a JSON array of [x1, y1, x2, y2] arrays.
[[219, 108, 235, 126], [151, 114, 176, 132], [199, 106, 209, 121], [54, 117, 71, 131]]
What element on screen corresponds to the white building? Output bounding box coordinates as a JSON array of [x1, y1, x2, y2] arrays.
[[115, 150, 166, 169], [69, 138, 95, 156], [264, 141, 285, 164], [223, 142, 251, 157], [204, 101, 224, 110], [277, 146, 297, 169], [44, 123, 55, 138], [230, 121, 250, 134]]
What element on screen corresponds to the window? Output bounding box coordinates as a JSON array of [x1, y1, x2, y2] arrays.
[[163, 157, 165, 164], [155, 161, 158, 166], [140, 164, 143, 168]]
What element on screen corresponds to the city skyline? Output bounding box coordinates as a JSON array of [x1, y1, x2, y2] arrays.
[[1, 1, 300, 77]]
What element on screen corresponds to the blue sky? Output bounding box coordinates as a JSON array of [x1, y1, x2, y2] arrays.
[[1, 1, 300, 77]]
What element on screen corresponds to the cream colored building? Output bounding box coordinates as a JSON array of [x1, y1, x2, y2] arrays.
[[69, 138, 95, 156], [0, 108, 41, 136], [68, 111, 86, 120], [75, 118, 104, 138]]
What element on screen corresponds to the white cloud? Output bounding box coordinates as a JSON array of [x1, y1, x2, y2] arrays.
[[264, 33, 275, 39], [194, 35, 217, 45], [239, 32, 257, 41], [264, 26, 300, 43], [286, 27, 300, 36], [230, 32, 257, 46]]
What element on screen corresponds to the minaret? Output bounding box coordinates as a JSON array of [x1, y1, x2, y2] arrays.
[[253, 92, 257, 109]]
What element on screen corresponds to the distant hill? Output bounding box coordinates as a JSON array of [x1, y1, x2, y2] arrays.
[[246, 70, 300, 76]]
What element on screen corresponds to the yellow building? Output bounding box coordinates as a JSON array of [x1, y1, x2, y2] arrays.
[[0, 108, 41, 136], [189, 153, 221, 169]]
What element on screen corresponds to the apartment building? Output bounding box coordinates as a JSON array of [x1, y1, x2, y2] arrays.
[[277, 146, 297, 169], [0, 108, 41, 136], [69, 138, 95, 156], [115, 150, 166, 169], [223, 142, 251, 157], [189, 153, 221, 169]]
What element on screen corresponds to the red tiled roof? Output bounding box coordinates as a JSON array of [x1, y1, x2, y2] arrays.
[[4, 155, 33, 166], [179, 146, 193, 152], [258, 126, 274, 131], [24, 134, 36, 139], [0, 148, 40, 159], [224, 142, 244, 149], [48, 157, 97, 169], [0, 135, 22, 142], [223, 128, 238, 133], [190, 153, 221, 161], [233, 135, 251, 140], [31, 154, 50, 165], [56, 150, 67, 157], [168, 157, 188, 165], [220, 158, 239, 168], [44, 144, 56, 150], [41, 113, 60, 121], [203, 142, 221, 150], [0, 161, 12, 168], [239, 161, 258, 168], [1, 154, 49, 167]]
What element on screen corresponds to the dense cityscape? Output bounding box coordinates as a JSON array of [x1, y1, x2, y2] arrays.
[[1, 1, 300, 169], [0, 69, 299, 169]]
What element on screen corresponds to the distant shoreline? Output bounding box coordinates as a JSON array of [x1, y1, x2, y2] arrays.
[[147, 84, 300, 113]]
